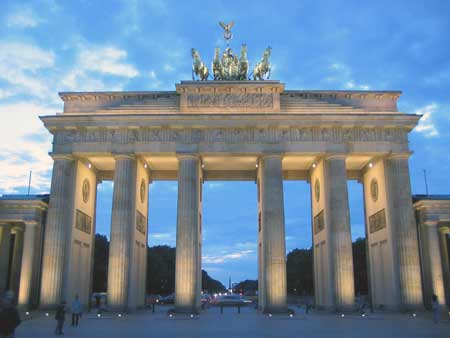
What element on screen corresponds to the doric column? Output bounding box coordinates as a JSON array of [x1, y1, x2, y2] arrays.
[[0, 225, 12, 292], [107, 155, 137, 310], [174, 155, 201, 313], [324, 155, 355, 309], [9, 228, 24, 298], [40, 155, 76, 308], [438, 229, 450, 304], [18, 222, 38, 308], [385, 154, 423, 308], [421, 222, 445, 305], [258, 154, 287, 313]]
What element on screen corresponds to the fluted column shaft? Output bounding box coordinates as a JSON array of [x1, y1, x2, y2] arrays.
[[385, 155, 423, 308], [422, 223, 445, 305], [40, 156, 76, 307], [0, 225, 12, 292], [175, 155, 201, 313], [324, 156, 355, 309], [18, 223, 37, 307], [9, 229, 24, 297], [259, 155, 287, 313], [439, 231, 450, 304], [107, 156, 136, 309]]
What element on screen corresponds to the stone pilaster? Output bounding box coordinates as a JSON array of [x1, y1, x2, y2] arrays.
[[174, 155, 201, 314], [258, 154, 287, 313], [107, 155, 137, 310], [40, 155, 76, 308], [18, 222, 38, 308], [420, 222, 445, 306], [0, 225, 12, 292], [324, 155, 355, 309], [9, 228, 24, 298], [438, 230, 450, 304], [385, 154, 423, 308]]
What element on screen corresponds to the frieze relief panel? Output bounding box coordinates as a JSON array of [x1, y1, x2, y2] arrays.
[[54, 126, 408, 145], [187, 93, 273, 108]]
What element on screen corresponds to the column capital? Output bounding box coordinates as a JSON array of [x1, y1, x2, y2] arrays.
[[176, 153, 200, 161], [113, 153, 136, 160], [386, 152, 412, 160], [50, 153, 74, 161], [260, 153, 284, 160], [324, 153, 346, 161]]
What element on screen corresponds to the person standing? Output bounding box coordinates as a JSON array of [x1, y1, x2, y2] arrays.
[[71, 295, 82, 326], [54, 301, 66, 336], [431, 294, 440, 324], [0, 291, 21, 338]]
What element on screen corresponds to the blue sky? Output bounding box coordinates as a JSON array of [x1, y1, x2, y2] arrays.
[[1, 0, 449, 285]]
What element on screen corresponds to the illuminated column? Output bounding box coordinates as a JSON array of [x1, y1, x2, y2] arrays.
[[420, 222, 445, 306], [40, 155, 76, 308], [0, 225, 12, 292], [385, 154, 423, 308], [107, 155, 137, 310], [258, 154, 287, 313], [324, 155, 355, 309], [438, 230, 450, 303], [174, 155, 201, 313], [9, 228, 24, 297], [18, 222, 38, 307]]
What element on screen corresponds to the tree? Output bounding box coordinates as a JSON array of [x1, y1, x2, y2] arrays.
[[352, 237, 368, 295], [93, 234, 109, 292], [232, 279, 258, 295], [286, 248, 314, 295]]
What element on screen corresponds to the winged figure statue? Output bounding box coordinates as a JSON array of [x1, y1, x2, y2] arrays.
[[219, 21, 234, 41]]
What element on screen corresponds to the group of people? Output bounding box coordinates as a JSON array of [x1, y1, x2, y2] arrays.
[[54, 295, 83, 335], [0, 292, 82, 337]]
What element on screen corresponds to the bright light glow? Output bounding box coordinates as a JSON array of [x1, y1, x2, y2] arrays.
[[45, 313, 49, 317], [169, 314, 173, 318], [97, 313, 101, 317], [362, 314, 366, 317], [268, 313, 272, 317], [368, 162, 373, 168], [289, 314, 293, 318], [88, 163, 92, 169], [312, 163, 316, 168], [412, 313, 416, 317], [201, 163, 205, 168], [256, 163, 259, 168], [190, 314, 194, 318], [144, 163, 148, 168], [341, 314, 345, 317], [25, 311, 30, 315], [118, 314, 122, 317]]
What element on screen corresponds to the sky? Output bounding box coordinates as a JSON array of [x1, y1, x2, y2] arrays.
[[0, 0, 450, 286]]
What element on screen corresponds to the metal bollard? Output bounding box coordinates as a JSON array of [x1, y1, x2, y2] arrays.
[[238, 304, 241, 314], [220, 305, 223, 314]]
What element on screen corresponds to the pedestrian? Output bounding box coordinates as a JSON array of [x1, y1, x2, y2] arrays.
[[71, 295, 82, 326], [431, 294, 440, 324], [54, 301, 66, 335], [0, 291, 21, 338]]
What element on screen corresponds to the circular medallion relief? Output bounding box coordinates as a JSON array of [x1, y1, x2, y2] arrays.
[[314, 179, 320, 202], [82, 179, 90, 203], [370, 178, 379, 202], [140, 179, 146, 203]]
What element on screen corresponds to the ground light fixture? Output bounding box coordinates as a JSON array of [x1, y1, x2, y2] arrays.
[[118, 314, 122, 318], [25, 312, 30, 316], [190, 314, 194, 318], [289, 314, 293, 318], [45, 313, 49, 317], [341, 314, 345, 317], [268, 313, 272, 317], [412, 313, 416, 317], [97, 313, 101, 317]]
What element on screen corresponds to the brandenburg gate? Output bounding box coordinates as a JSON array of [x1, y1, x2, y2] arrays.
[[35, 74, 426, 313]]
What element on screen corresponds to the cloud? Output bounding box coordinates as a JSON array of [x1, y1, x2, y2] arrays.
[[6, 7, 42, 28], [79, 46, 139, 77], [203, 250, 254, 264], [205, 182, 224, 190], [0, 102, 55, 194], [0, 41, 55, 99], [414, 103, 439, 137], [150, 232, 173, 239], [326, 63, 371, 90]]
